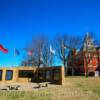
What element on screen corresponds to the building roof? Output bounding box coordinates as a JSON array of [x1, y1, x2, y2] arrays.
[[96, 46, 100, 50]]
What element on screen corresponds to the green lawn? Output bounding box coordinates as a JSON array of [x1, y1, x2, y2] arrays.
[[0, 77, 100, 100], [0, 90, 52, 100]]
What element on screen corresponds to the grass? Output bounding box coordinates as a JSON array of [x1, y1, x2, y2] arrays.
[[0, 90, 52, 100], [68, 77, 100, 94], [65, 77, 100, 100], [0, 77, 100, 100]]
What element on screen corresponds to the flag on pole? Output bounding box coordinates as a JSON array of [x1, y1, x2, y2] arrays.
[[0, 44, 8, 53], [28, 50, 33, 56], [50, 45, 55, 54], [62, 44, 69, 49], [14, 49, 20, 56]]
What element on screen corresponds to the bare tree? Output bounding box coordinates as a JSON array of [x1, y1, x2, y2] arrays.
[[24, 34, 50, 67], [54, 33, 82, 76], [54, 33, 68, 67]]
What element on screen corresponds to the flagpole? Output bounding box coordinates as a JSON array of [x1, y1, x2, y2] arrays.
[[50, 52, 52, 67], [13, 48, 20, 67], [28, 50, 34, 66], [12, 48, 15, 68], [13, 48, 16, 67]]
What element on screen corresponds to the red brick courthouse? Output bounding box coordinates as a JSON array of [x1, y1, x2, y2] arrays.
[[67, 33, 100, 76]]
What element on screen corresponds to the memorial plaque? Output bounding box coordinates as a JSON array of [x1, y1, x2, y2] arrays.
[[6, 70, 13, 80], [18, 70, 33, 78], [45, 70, 51, 80], [53, 69, 61, 81], [0, 70, 2, 80]]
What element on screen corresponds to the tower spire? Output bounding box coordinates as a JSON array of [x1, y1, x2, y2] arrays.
[[86, 32, 89, 38]]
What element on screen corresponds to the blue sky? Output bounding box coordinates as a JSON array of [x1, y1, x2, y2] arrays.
[[0, 0, 100, 67]]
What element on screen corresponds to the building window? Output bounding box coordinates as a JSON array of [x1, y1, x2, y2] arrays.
[[0, 70, 2, 80], [6, 70, 13, 80], [18, 70, 34, 78]]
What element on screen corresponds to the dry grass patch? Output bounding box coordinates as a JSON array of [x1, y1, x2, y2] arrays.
[[0, 77, 100, 100]]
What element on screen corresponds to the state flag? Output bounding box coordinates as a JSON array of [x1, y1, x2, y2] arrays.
[[50, 45, 55, 54], [28, 50, 33, 56], [0, 44, 8, 53], [14, 49, 20, 56]]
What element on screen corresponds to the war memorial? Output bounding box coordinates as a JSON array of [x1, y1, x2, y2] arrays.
[[0, 66, 65, 85]]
